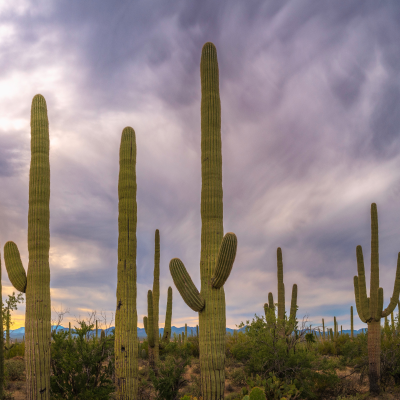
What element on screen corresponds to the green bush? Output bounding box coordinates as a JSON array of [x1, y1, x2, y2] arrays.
[[50, 320, 115, 399], [4, 358, 24, 381], [150, 355, 189, 400], [249, 386, 266, 400], [5, 342, 25, 359]]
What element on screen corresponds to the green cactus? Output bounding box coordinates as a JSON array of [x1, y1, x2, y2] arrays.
[[269, 248, 297, 335], [322, 318, 325, 341], [184, 323, 188, 345], [143, 316, 148, 335], [353, 203, 400, 395], [115, 127, 138, 399], [351, 306, 354, 340], [169, 42, 238, 400], [162, 286, 173, 343], [152, 230, 160, 362], [69, 322, 71, 340], [101, 329, 105, 340], [147, 290, 155, 368], [4, 94, 51, 399]]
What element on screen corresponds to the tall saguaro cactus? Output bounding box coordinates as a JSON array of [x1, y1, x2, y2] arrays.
[[350, 306, 354, 340], [353, 203, 400, 395], [152, 230, 160, 362], [169, 42, 238, 400], [115, 127, 138, 399], [162, 286, 173, 343], [268, 248, 297, 335], [4, 94, 51, 399]]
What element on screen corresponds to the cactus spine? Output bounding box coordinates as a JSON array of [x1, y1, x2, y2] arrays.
[[4, 95, 51, 399], [353, 203, 400, 395], [169, 42, 238, 400], [162, 287, 172, 343], [115, 127, 138, 399]]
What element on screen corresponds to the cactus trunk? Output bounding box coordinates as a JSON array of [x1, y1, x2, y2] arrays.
[[169, 42, 237, 400], [4, 95, 51, 399], [115, 127, 138, 399], [353, 203, 400, 395], [162, 287, 172, 343], [152, 230, 160, 363], [351, 306, 354, 339]]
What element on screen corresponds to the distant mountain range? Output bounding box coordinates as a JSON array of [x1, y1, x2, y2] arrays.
[[8, 325, 247, 340], [8, 326, 366, 341]]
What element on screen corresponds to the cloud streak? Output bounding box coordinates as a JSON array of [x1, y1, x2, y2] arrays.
[[1, 1, 400, 331]]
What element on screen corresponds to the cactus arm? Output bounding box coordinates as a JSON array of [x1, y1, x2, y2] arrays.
[[354, 276, 367, 323], [3, 242, 27, 293], [376, 288, 384, 321], [147, 291, 154, 347], [277, 247, 285, 321], [211, 233, 237, 288], [370, 203, 379, 320], [143, 316, 148, 335], [268, 292, 274, 310], [289, 284, 297, 320], [169, 258, 205, 312], [381, 252, 400, 317], [356, 246, 371, 321], [163, 287, 172, 342]]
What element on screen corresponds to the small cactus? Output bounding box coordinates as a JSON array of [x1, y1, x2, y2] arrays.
[[249, 387, 266, 400]]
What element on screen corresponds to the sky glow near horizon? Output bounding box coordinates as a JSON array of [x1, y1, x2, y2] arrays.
[[1, 1, 400, 331]]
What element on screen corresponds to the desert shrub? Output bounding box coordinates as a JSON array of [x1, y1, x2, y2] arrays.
[[5, 342, 25, 359], [150, 354, 190, 400], [232, 314, 342, 399], [50, 320, 115, 399], [4, 358, 24, 381]]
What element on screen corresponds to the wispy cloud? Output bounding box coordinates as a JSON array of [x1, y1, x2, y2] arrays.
[[1, 1, 400, 330]]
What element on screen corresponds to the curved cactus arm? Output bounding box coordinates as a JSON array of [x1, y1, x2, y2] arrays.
[[4, 242, 27, 293], [143, 316, 148, 335], [354, 276, 367, 323], [382, 252, 400, 317], [289, 284, 297, 320], [147, 291, 154, 347], [263, 303, 268, 318], [169, 258, 205, 312], [211, 232, 237, 289], [268, 292, 274, 310], [356, 245, 370, 321]]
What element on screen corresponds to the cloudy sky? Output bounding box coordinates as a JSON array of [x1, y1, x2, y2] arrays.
[[1, 0, 400, 332]]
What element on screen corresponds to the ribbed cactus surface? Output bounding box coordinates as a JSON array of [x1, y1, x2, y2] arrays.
[[169, 42, 237, 400], [152, 230, 160, 362], [353, 203, 400, 395], [162, 286, 172, 343], [4, 95, 51, 399], [115, 127, 138, 399], [268, 248, 297, 335]]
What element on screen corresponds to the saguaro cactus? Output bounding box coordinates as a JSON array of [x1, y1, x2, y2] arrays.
[[353, 203, 400, 395], [169, 42, 238, 400], [162, 287, 173, 343], [152, 230, 160, 362], [4, 94, 51, 399], [147, 290, 155, 368], [350, 306, 354, 340], [115, 127, 138, 399], [268, 248, 297, 335]]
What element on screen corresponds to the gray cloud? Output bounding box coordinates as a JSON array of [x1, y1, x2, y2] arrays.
[[1, 1, 400, 330]]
